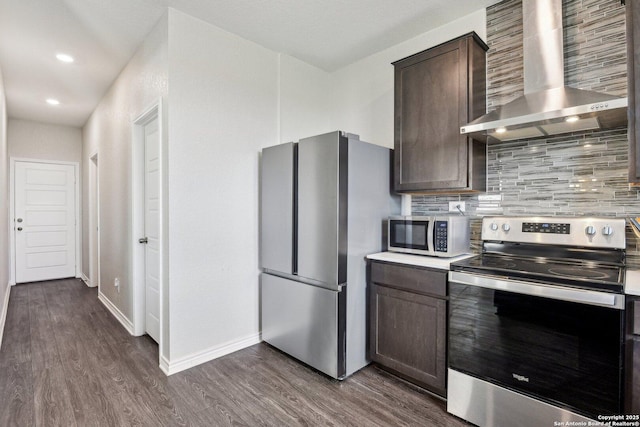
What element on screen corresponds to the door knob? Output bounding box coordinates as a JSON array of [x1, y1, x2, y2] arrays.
[[16, 218, 23, 223], [17, 227, 22, 231], [139, 237, 148, 244]]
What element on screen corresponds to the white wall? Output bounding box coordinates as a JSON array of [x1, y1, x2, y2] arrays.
[[278, 54, 331, 143], [0, 65, 9, 348], [81, 14, 168, 346], [328, 10, 487, 148], [166, 8, 279, 363], [79, 5, 488, 371], [8, 119, 82, 162]]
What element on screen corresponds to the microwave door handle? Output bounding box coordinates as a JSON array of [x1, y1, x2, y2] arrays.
[[428, 220, 434, 254]]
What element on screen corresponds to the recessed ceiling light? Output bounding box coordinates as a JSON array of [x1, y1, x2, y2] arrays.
[[495, 127, 507, 134], [565, 116, 579, 123], [56, 53, 74, 63], [46, 98, 60, 106]]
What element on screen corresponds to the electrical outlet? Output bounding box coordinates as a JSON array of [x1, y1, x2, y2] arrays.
[[114, 277, 120, 293], [449, 201, 466, 212]]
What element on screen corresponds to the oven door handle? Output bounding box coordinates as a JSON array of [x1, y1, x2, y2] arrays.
[[448, 271, 625, 309]]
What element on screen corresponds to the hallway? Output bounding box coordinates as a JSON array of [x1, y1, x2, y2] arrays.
[[0, 279, 464, 426]]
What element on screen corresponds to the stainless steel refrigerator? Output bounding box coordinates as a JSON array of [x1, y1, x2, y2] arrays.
[[260, 130, 400, 379]]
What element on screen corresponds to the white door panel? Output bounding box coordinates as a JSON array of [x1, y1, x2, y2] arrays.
[[26, 169, 68, 185], [15, 161, 76, 283], [26, 251, 67, 268], [144, 118, 161, 343], [27, 210, 67, 226], [26, 231, 67, 247]]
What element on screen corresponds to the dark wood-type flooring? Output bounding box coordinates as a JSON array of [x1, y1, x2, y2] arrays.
[[0, 279, 467, 426]]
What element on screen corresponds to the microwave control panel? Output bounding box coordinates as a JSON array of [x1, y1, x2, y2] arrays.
[[434, 221, 448, 252]]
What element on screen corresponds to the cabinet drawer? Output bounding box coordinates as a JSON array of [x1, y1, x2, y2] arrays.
[[370, 261, 446, 297]]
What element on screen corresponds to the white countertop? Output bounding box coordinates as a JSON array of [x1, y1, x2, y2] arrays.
[[366, 251, 476, 270], [627, 270, 640, 296], [368, 252, 640, 295]]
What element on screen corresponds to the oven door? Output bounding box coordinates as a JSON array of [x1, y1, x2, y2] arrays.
[[448, 271, 625, 419], [388, 218, 432, 254]]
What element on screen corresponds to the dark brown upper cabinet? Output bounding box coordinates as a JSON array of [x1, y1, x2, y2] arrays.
[[627, 0, 640, 183], [393, 32, 488, 193]]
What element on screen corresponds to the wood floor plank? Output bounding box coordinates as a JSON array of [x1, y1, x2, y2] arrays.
[[0, 279, 468, 426], [166, 363, 264, 425], [0, 362, 34, 427], [32, 365, 77, 427], [0, 286, 31, 368], [28, 283, 62, 370]]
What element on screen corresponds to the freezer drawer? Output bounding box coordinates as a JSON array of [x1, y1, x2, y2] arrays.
[[261, 273, 346, 379]]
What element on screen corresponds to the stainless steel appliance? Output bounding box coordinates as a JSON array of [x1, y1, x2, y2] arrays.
[[448, 216, 626, 425], [260, 131, 400, 379], [461, 0, 627, 142], [387, 215, 469, 257]]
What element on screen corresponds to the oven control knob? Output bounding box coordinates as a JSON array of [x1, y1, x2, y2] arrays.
[[602, 226, 613, 236], [502, 224, 511, 232], [585, 225, 596, 236], [490, 223, 499, 231]]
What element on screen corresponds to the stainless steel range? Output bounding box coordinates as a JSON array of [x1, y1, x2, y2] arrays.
[[448, 216, 626, 425]]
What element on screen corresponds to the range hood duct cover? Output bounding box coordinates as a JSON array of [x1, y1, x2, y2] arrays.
[[461, 0, 628, 142]]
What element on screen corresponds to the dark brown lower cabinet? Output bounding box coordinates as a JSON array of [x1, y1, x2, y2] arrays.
[[626, 297, 640, 413], [369, 261, 447, 397]]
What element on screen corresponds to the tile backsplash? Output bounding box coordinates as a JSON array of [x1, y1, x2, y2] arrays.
[[411, 0, 640, 267]]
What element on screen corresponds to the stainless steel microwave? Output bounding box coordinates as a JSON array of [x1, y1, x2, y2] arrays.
[[388, 215, 470, 257]]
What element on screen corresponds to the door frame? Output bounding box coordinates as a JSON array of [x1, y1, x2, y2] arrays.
[[88, 152, 100, 288], [131, 98, 164, 347], [9, 157, 81, 285]]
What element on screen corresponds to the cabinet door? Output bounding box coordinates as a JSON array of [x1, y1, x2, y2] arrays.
[[627, 1, 640, 182], [393, 33, 487, 193], [626, 298, 640, 413], [369, 283, 446, 396], [626, 338, 640, 413]]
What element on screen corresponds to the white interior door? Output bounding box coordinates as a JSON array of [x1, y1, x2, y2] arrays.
[[144, 117, 161, 343], [14, 161, 76, 283]]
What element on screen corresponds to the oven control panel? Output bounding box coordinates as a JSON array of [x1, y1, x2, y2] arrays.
[[481, 216, 626, 249], [522, 222, 570, 234]]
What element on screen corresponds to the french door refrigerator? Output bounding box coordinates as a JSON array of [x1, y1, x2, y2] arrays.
[[260, 131, 400, 379]]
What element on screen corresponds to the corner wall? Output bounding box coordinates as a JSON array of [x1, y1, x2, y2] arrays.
[[81, 14, 168, 346], [165, 8, 279, 365], [278, 54, 331, 143], [0, 65, 9, 347]]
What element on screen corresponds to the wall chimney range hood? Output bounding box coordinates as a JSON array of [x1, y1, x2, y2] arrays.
[[461, 0, 628, 142]]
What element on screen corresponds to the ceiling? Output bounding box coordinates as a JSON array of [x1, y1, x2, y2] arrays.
[[0, 0, 500, 128]]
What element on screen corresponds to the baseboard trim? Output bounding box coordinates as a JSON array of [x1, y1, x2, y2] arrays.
[[0, 284, 11, 350], [160, 333, 262, 376], [80, 273, 96, 287], [98, 291, 135, 335], [159, 355, 171, 375]]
